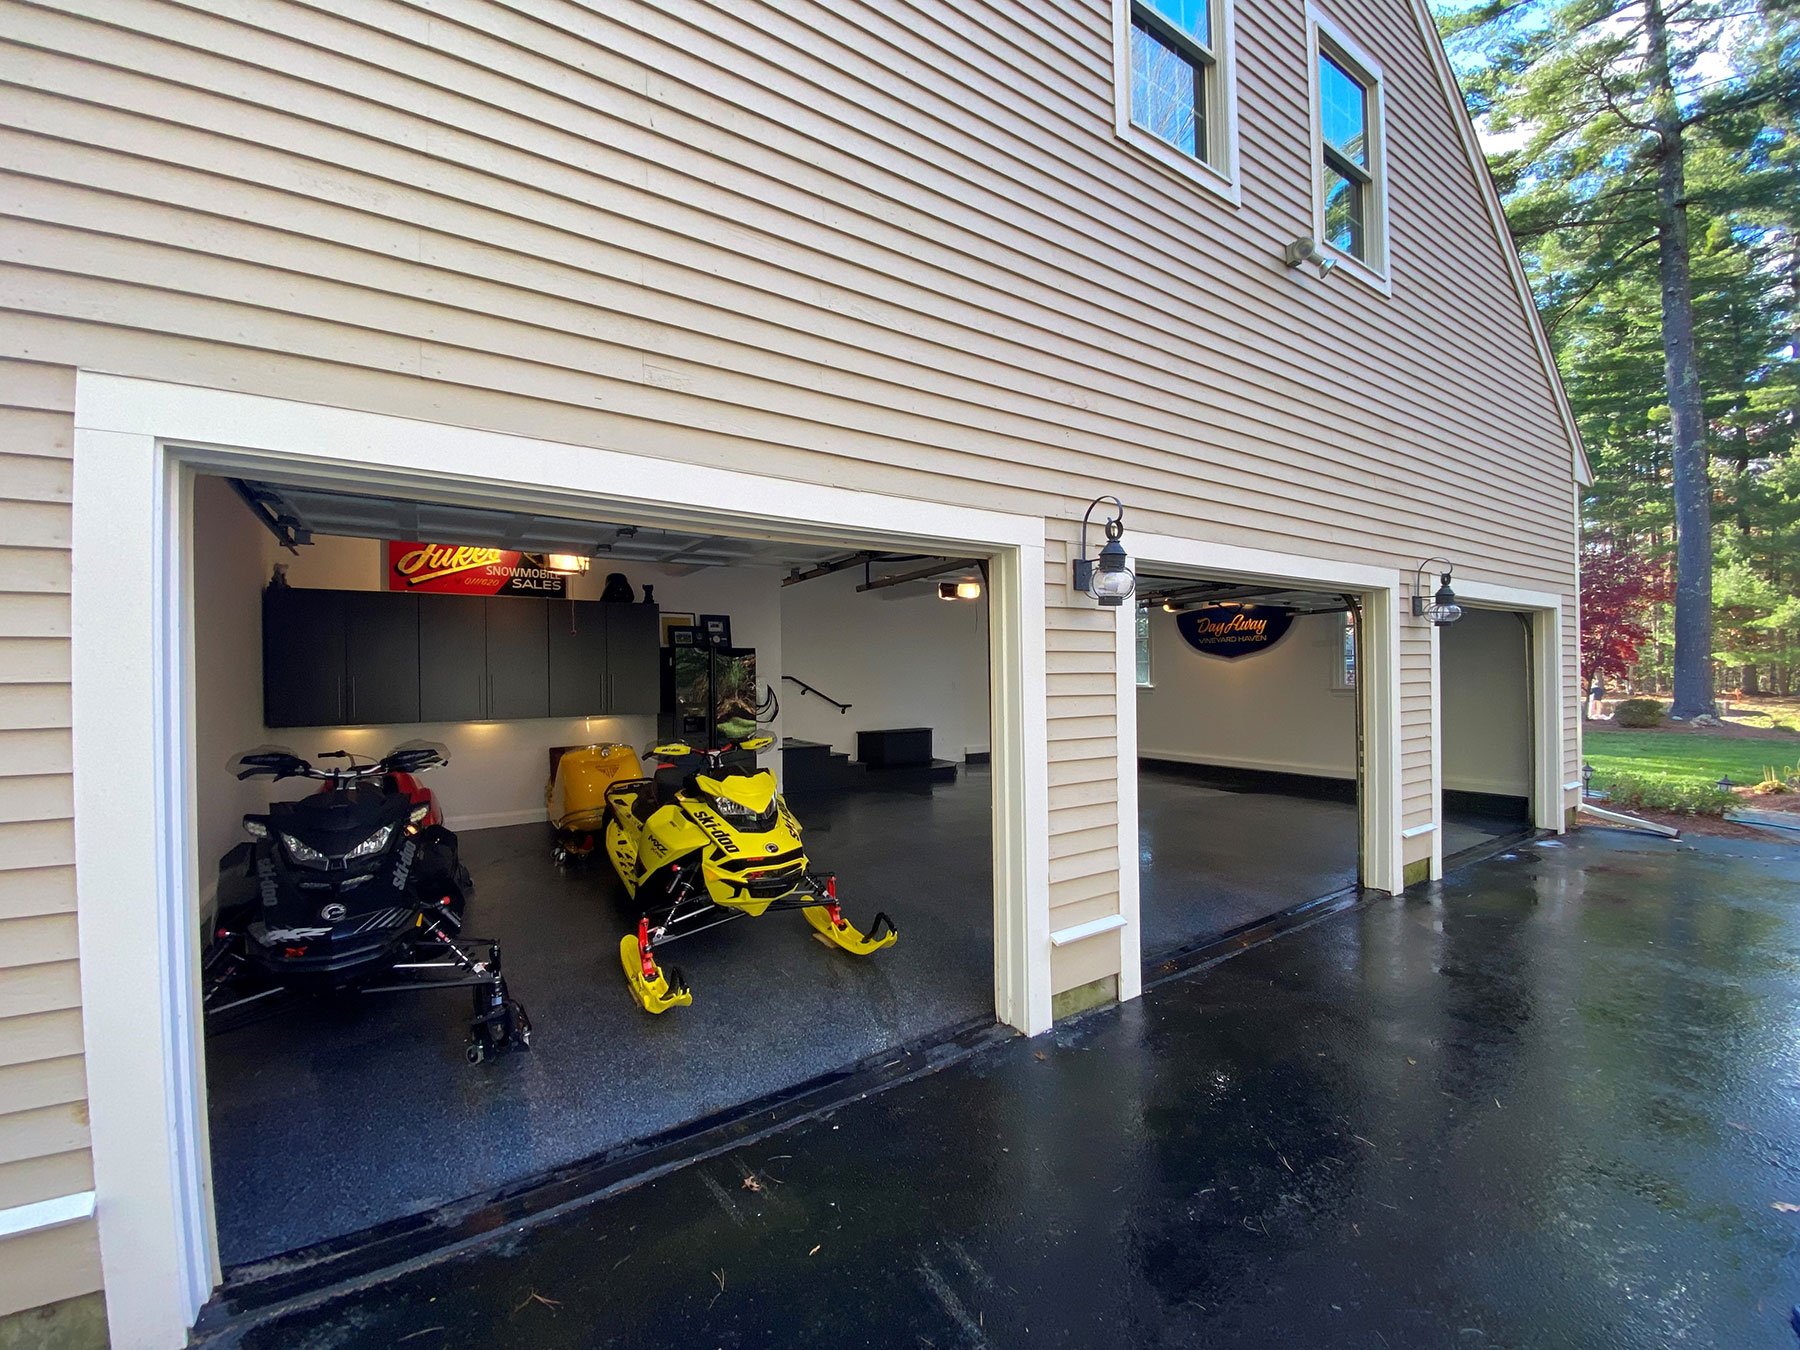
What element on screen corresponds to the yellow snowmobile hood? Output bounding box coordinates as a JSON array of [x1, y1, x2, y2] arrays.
[[695, 772, 777, 814]]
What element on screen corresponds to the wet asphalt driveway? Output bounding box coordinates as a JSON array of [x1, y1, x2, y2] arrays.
[[208, 827, 1800, 1348]]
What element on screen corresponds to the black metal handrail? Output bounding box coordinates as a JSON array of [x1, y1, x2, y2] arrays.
[[782, 675, 851, 713]]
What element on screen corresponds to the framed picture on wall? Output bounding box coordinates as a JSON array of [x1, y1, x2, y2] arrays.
[[699, 614, 732, 648], [660, 611, 697, 647], [667, 625, 699, 649]]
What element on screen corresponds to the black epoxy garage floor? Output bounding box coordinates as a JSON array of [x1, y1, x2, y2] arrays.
[[1139, 768, 1517, 954], [205, 770, 994, 1265], [215, 829, 1800, 1349]]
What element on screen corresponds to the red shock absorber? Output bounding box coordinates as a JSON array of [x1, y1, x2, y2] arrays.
[[637, 916, 657, 979], [823, 873, 844, 928]]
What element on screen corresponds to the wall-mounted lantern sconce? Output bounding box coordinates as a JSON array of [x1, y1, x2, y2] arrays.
[[1072, 496, 1134, 607], [1411, 558, 1463, 626], [937, 580, 983, 601]]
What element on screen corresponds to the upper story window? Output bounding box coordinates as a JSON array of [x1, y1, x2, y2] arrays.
[[1307, 8, 1388, 284], [1112, 0, 1240, 201]]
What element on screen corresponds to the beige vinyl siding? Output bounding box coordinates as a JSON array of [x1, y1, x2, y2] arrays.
[[1044, 527, 1125, 987], [0, 358, 98, 1316], [0, 0, 1579, 1317]]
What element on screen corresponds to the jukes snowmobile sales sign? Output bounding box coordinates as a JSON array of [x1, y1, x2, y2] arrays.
[[385, 542, 567, 597]]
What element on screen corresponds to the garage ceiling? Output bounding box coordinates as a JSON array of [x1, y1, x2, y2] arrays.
[[1134, 571, 1355, 615], [232, 477, 936, 576]]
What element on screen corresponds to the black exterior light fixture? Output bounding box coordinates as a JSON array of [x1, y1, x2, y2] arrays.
[[1411, 558, 1463, 626], [1582, 763, 1594, 797], [1073, 495, 1134, 607]]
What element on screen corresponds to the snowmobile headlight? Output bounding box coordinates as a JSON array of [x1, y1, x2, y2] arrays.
[[279, 833, 329, 870], [708, 795, 775, 830], [242, 816, 268, 839], [344, 824, 395, 861]]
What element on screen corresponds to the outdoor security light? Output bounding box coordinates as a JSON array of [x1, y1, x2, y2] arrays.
[[1411, 558, 1463, 626], [1283, 236, 1337, 280], [1073, 496, 1135, 607]]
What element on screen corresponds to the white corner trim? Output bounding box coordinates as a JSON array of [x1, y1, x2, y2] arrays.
[[0, 1191, 97, 1241], [1050, 914, 1130, 947], [1401, 822, 1437, 838]]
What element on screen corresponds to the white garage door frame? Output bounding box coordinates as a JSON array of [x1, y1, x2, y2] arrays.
[[1426, 580, 1567, 880], [1112, 532, 1407, 991], [69, 373, 1052, 1348]]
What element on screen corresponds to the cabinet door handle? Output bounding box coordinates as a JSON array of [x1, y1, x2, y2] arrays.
[[476, 672, 483, 720], [488, 672, 494, 719], [349, 674, 356, 722]]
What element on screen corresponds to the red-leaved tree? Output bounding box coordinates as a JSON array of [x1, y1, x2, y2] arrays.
[[1581, 534, 1669, 692]]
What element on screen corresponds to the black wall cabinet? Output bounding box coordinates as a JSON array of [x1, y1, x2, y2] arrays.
[[264, 586, 659, 728], [418, 595, 488, 723]]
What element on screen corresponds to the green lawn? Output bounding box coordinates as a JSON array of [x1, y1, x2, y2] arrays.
[[1585, 730, 1800, 789]]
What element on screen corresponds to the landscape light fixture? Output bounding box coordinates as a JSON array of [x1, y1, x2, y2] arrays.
[[937, 580, 983, 601], [1411, 558, 1463, 626], [1718, 775, 1734, 792], [1582, 763, 1594, 797], [1073, 495, 1134, 607]]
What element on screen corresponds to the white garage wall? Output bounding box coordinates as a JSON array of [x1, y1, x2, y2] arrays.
[[1136, 608, 1357, 779], [190, 479, 785, 906], [1441, 607, 1531, 797], [780, 567, 990, 761]]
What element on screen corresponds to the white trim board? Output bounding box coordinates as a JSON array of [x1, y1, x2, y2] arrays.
[[0, 1191, 96, 1241], [71, 373, 1053, 1349]]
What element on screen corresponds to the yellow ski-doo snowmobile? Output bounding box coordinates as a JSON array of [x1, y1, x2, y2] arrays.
[[602, 737, 897, 1013], [547, 742, 645, 866]]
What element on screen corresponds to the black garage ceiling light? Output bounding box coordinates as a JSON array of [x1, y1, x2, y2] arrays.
[[1412, 558, 1463, 626], [1073, 496, 1135, 607]]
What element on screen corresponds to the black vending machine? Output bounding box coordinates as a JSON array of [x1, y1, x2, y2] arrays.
[[661, 645, 759, 746]]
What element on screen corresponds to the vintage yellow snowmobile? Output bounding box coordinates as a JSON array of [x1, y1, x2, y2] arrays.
[[547, 742, 646, 867], [602, 737, 897, 1013]]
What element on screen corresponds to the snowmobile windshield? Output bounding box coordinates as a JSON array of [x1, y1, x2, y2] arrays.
[[383, 740, 449, 774], [229, 745, 309, 780]]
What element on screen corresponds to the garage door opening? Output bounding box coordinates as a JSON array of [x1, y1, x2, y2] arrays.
[[1133, 573, 1364, 957], [1440, 606, 1535, 857], [189, 472, 995, 1269]]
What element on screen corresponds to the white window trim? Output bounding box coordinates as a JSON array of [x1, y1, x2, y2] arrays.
[[1111, 0, 1242, 206], [1135, 604, 1154, 688], [1305, 3, 1391, 293], [1331, 609, 1357, 692]]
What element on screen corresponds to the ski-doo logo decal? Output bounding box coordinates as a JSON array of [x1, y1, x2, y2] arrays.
[[686, 808, 739, 855], [391, 838, 417, 890], [256, 853, 279, 908], [320, 902, 348, 921]]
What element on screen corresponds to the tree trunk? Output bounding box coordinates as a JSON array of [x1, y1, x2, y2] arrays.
[[1742, 663, 1760, 696], [1646, 0, 1714, 719]]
